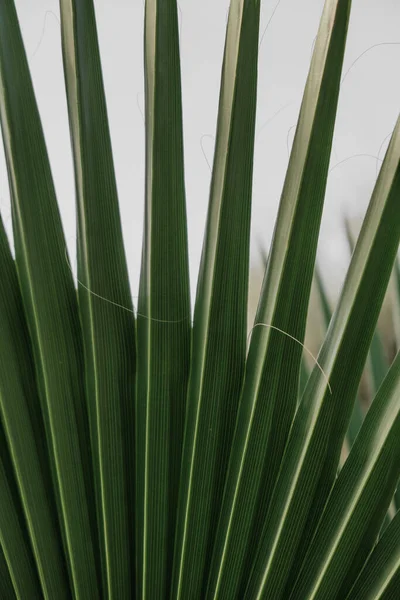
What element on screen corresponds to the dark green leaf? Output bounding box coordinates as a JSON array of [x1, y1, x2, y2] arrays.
[[59, 0, 136, 595], [0, 2, 100, 596], [0, 215, 70, 596], [315, 268, 332, 330], [290, 351, 400, 600], [344, 216, 389, 396], [172, 1, 261, 597], [346, 508, 400, 600], [135, 0, 191, 596], [392, 258, 400, 352], [0, 544, 16, 600], [315, 266, 364, 448], [206, 2, 351, 597], [244, 110, 400, 600], [0, 426, 42, 599]]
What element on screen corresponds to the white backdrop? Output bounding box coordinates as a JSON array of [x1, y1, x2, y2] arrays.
[[1, 0, 400, 305]]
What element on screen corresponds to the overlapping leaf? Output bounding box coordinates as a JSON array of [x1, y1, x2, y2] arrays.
[[346, 508, 400, 600], [0, 215, 69, 597], [289, 350, 400, 599], [59, 0, 136, 596], [172, 1, 261, 597], [244, 111, 400, 599], [344, 217, 389, 396], [393, 258, 400, 351], [0, 1, 399, 598], [206, 2, 352, 597], [0, 425, 42, 599], [315, 267, 364, 448], [136, 0, 191, 596], [0, 544, 16, 600], [0, 2, 100, 596]]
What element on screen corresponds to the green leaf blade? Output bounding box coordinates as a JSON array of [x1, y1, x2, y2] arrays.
[[344, 216, 389, 397], [0, 427, 42, 600], [0, 544, 16, 600], [289, 351, 400, 600], [171, 1, 261, 597], [59, 0, 137, 596], [135, 0, 191, 596], [206, 1, 352, 597], [346, 508, 400, 600], [0, 216, 70, 597], [315, 268, 332, 330], [244, 111, 400, 600], [0, 2, 100, 596], [315, 267, 364, 449], [393, 258, 400, 351], [299, 358, 310, 399]]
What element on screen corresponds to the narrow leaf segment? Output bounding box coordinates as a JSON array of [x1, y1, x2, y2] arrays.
[[245, 111, 400, 599], [207, 1, 352, 597], [59, 0, 136, 596], [0, 2, 100, 596], [136, 0, 191, 596], [172, 1, 261, 597]]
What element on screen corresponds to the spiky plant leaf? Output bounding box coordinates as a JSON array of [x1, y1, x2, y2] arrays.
[[0, 424, 42, 599], [244, 112, 400, 599], [206, 2, 351, 597], [315, 267, 364, 448], [0, 0, 399, 598], [344, 216, 389, 396], [0, 2, 100, 596], [0, 544, 16, 600], [289, 350, 400, 599], [346, 508, 400, 600], [136, 0, 191, 596], [393, 259, 400, 511], [59, 0, 136, 595], [299, 358, 310, 398], [171, 1, 261, 597], [392, 257, 400, 352], [0, 215, 69, 597]]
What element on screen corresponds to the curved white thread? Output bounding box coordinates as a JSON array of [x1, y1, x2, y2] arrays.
[[248, 322, 332, 394], [64, 245, 188, 324]]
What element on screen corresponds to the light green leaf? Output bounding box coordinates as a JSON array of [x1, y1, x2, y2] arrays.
[[136, 0, 191, 596], [171, 1, 261, 597], [206, 2, 351, 597]]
